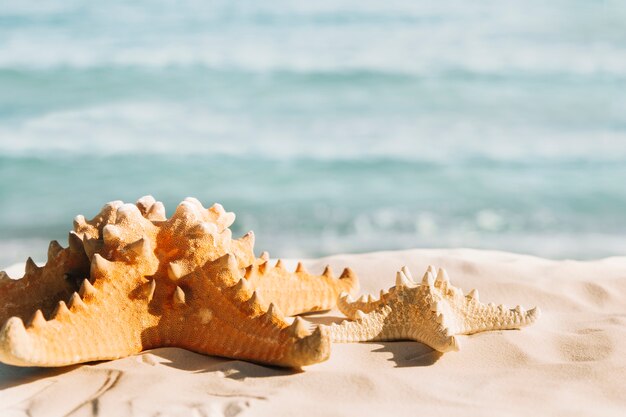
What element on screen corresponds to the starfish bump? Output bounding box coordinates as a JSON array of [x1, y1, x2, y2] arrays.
[[327, 266, 540, 353]]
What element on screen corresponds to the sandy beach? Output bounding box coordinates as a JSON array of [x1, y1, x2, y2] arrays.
[[2, 1, 623, 415], [1, 248, 624, 416]]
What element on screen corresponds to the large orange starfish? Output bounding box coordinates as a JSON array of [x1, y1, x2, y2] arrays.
[[0, 197, 358, 368]]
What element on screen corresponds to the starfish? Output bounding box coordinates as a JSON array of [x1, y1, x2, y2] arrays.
[[0, 198, 330, 367], [326, 266, 540, 352]]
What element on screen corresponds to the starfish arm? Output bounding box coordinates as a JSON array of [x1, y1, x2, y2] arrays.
[[175, 315, 330, 367], [407, 324, 460, 353], [337, 289, 392, 320], [454, 296, 541, 335], [0, 303, 146, 367], [326, 306, 393, 343], [0, 196, 162, 327], [0, 238, 90, 325], [0, 256, 156, 367], [162, 254, 331, 367], [430, 272, 541, 335], [336, 268, 424, 320], [245, 260, 359, 316]]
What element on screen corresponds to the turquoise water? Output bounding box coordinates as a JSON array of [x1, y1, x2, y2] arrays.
[[1, 1, 625, 265]]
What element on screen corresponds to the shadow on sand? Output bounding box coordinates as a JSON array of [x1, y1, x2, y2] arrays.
[[304, 313, 443, 368], [0, 363, 80, 390], [371, 342, 442, 367], [147, 347, 301, 380], [1, 318, 442, 390]]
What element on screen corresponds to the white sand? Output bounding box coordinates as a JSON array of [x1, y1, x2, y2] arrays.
[[1, 248, 625, 416]]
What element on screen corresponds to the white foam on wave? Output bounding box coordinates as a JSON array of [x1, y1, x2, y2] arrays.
[[1, 1, 625, 76], [2, 32, 625, 77], [1, 102, 626, 162], [225, 228, 626, 261]]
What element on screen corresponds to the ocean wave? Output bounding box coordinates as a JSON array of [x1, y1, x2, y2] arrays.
[[1, 34, 625, 77], [1, 0, 625, 76], [1, 0, 624, 264], [2, 150, 625, 264], [0, 102, 625, 162]]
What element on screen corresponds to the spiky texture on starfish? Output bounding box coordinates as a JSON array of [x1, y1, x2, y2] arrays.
[[0, 196, 255, 327], [0, 197, 331, 367], [0, 238, 89, 330], [327, 265, 540, 353], [0, 198, 135, 326], [245, 259, 359, 316]]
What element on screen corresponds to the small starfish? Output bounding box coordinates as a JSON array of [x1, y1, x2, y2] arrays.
[[326, 266, 540, 352], [245, 258, 359, 316]]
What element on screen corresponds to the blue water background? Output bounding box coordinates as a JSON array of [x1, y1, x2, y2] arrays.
[[1, 1, 625, 266]]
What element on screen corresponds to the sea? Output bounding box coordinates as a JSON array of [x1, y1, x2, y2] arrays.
[[1, 0, 625, 267]]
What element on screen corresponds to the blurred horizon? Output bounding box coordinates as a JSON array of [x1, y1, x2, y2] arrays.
[[1, 1, 625, 266]]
